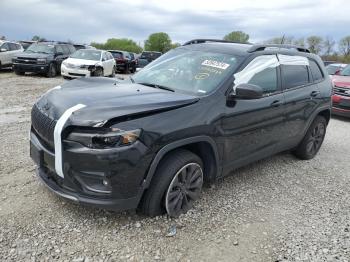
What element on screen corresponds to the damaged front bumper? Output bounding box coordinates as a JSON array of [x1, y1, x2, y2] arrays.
[[30, 130, 152, 211]]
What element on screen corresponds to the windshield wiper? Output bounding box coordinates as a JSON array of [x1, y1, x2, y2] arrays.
[[137, 82, 175, 92]]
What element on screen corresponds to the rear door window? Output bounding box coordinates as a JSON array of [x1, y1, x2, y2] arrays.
[[9, 43, 18, 50], [279, 55, 310, 89]]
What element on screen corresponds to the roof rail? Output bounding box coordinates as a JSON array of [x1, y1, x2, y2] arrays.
[[183, 39, 246, 46], [248, 44, 310, 53]]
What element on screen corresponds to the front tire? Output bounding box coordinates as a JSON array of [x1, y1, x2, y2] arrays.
[[46, 63, 57, 78], [110, 66, 116, 77], [14, 70, 25, 75], [140, 149, 204, 217], [293, 116, 327, 160], [94, 67, 103, 77]]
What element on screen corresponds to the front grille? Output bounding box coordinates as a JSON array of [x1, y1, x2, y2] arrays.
[[31, 104, 57, 148], [333, 102, 350, 110], [15, 57, 37, 64], [334, 86, 350, 97]]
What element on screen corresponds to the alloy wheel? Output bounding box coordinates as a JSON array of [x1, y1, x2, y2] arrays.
[[306, 122, 325, 155], [165, 163, 203, 217]]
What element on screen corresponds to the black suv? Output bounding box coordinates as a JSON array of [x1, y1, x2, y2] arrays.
[[30, 39, 332, 217], [137, 51, 162, 69], [13, 42, 76, 77]]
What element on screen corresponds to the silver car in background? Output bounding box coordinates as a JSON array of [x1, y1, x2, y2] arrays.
[[0, 40, 23, 69]]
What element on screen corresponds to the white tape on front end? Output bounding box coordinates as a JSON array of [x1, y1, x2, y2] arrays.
[[54, 104, 86, 178]]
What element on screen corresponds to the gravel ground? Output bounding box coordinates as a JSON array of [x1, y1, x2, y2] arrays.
[[0, 70, 350, 262]]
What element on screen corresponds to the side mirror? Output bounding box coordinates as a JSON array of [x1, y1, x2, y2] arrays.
[[0, 48, 7, 52], [334, 69, 341, 75], [228, 83, 263, 100]]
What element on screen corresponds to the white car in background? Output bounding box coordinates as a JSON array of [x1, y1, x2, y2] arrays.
[[0, 40, 23, 69], [61, 49, 116, 79]]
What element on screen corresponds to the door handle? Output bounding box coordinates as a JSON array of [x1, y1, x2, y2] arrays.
[[270, 100, 283, 107], [310, 90, 321, 97]]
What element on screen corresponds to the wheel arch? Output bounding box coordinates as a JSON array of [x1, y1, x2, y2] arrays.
[[318, 108, 331, 124], [143, 136, 221, 190]]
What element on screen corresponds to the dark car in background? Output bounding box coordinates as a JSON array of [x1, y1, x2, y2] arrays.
[[73, 44, 96, 50], [137, 51, 162, 69], [331, 64, 350, 117], [30, 39, 332, 217], [108, 50, 132, 73], [13, 42, 76, 77], [128, 52, 138, 73]]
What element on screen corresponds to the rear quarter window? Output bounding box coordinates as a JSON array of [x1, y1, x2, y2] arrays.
[[309, 59, 324, 82]]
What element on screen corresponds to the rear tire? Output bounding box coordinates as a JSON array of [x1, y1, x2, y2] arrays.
[[14, 70, 25, 75], [293, 116, 327, 160], [46, 63, 57, 78], [140, 149, 204, 217]]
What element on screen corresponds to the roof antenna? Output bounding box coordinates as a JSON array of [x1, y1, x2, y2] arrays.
[[280, 35, 285, 44]]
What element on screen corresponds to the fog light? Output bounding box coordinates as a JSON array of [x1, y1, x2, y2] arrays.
[[103, 179, 109, 186]]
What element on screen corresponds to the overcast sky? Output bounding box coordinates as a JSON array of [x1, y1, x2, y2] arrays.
[[1, 0, 349, 45]]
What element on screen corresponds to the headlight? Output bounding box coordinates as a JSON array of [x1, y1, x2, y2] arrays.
[[66, 128, 141, 149], [37, 58, 47, 64], [80, 65, 90, 69], [62, 61, 68, 67]]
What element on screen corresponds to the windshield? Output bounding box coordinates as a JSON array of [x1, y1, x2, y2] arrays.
[[340, 65, 350, 76], [133, 48, 239, 95], [70, 50, 101, 61], [26, 43, 54, 54]]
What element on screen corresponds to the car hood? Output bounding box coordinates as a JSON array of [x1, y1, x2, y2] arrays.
[[332, 75, 350, 88], [16, 52, 51, 59], [64, 58, 101, 66], [36, 77, 199, 127]]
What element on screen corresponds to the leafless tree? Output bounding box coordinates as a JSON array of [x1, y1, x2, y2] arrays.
[[339, 36, 350, 56]]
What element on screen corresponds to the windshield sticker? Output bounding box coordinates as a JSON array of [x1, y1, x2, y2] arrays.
[[200, 66, 223, 75], [195, 72, 210, 80], [202, 60, 230, 70]]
